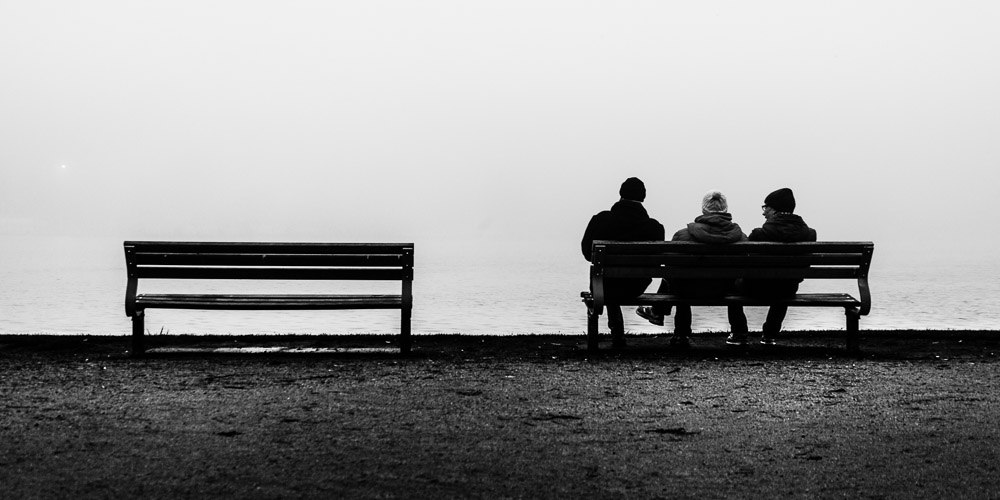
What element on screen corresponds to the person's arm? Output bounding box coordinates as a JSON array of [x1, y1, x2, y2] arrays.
[[581, 215, 597, 261]]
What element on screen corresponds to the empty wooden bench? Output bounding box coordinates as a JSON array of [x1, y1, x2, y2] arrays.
[[580, 240, 874, 352], [124, 241, 414, 356]]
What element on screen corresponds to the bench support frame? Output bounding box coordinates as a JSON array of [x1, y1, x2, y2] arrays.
[[131, 310, 145, 356]]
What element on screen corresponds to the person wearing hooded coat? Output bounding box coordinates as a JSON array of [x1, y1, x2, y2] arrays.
[[582, 177, 666, 349], [636, 190, 750, 347]]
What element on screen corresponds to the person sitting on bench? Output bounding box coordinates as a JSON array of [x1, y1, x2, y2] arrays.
[[728, 187, 818, 346], [635, 190, 749, 347], [581, 177, 665, 349]]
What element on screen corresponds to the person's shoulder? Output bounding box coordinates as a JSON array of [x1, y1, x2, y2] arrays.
[[790, 215, 817, 240], [748, 226, 768, 241], [583, 210, 611, 236], [672, 227, 692, 241], [587, 209, 614, 222]]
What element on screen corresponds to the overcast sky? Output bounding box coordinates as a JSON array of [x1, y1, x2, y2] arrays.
[[2, 1, 998, 260]]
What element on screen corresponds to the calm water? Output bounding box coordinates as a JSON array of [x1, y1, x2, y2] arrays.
[[2, 235, 999, 335]]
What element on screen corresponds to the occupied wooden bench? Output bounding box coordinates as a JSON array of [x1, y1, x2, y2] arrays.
[[124, 241, 414, 356], [580, 241, 874, 352]]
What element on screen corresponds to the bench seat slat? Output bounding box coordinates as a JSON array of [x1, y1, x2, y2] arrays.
[[602, 254, 868, 266], [604, 267, 861, 279], [134, 267, 406, 280], [581, 292, 860, 308], [135, 294, 403, 310], [132, 253, 406, 267], [597, 241, 873, 255], [126, 241, 413, 254]]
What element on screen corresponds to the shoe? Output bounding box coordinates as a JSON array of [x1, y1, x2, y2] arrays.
[[670, 335, 690, 349], [725, 333, 748, 346], [635, 306, 664, 326], [760, 334, 777, 346]]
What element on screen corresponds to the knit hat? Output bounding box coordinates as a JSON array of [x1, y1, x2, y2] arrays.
[[764, 188, 795, 213], [619, 177, 646, 202], [701, 190, 728, 213]]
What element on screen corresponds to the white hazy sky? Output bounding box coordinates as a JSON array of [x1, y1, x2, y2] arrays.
[[2, 1, 998, 259]]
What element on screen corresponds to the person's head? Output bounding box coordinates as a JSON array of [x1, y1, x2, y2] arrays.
[[762, 188, 795, 219], [619, 177, 646, 202], [701, 190, 728, 214]]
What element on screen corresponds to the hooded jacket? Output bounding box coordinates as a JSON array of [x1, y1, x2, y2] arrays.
[[672, 213, 748, 244], [669, 213, 747, 297]]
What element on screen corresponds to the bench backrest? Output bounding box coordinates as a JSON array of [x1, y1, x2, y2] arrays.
[[590, 240, 873, 313], [124, 241, 414, 313]]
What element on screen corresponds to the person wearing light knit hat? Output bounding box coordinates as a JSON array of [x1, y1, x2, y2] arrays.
[[636, 189, 749, 348]]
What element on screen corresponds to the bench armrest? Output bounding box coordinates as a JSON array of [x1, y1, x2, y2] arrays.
[[858, 276, 872, 315]]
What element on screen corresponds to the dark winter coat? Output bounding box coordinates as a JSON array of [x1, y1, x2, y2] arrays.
[[669, 213, 747, 297], [581, 201, 665, 260], [749, 213, 817, 243], [582, 200, 665, 300], [746, 213, 817, 294], [672, 213, 748, 244]]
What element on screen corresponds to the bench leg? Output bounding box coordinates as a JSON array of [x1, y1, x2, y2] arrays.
[[131, 311, 145, 358], [400, 307, 412, 355], [845, 307, 860, 353], [587, 306, 600, 352]]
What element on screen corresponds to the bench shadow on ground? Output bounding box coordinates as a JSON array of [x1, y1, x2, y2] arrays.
[[3, 332, 997, 364]]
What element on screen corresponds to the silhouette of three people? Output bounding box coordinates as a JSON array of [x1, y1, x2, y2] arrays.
[[584, 179, 816, 348]]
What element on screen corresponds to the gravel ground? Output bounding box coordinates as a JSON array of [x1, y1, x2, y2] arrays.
[[1, 331, 999, 499]]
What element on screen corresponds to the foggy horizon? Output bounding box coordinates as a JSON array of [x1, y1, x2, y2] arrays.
[[3, 2, 998, 260]]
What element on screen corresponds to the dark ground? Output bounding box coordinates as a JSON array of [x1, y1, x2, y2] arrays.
[[2, 330, 999, 499]]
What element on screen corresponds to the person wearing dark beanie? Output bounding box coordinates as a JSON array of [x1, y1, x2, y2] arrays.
[[727, 187, 818, 346], [753, 188, 813, 242], [619, 177, 646, 202], [763, 187, 796, 213], [581, 177, 665, 349]]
